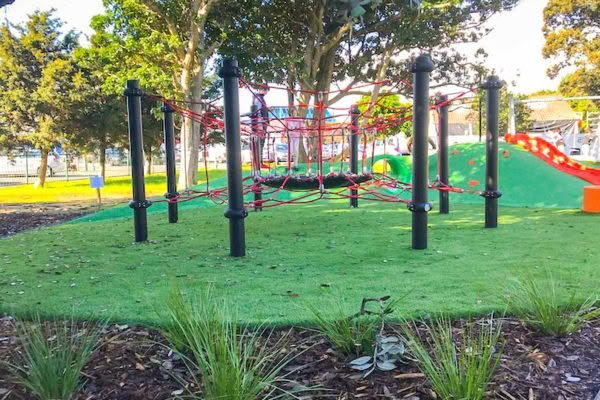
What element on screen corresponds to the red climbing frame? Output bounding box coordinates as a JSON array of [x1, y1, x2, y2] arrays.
[[146, 78, 480, 210]]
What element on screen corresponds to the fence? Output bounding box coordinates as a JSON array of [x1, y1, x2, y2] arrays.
[[0, 150, 168, 187]]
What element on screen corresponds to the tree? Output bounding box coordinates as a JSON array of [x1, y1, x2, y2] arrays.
[[358, 94, 411, 138], [223, 0, 519, 161], [543, 0, 600, 104], [471, 86, 532, 135], [0, 0, 15, 8], [0, 10, 81, 187], [86, 0, 242, 188], [66, 87, 127, 180]]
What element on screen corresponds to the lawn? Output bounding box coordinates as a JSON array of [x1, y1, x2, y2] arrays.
[[0, 169, 227, 203], [1, 200, 598, 326]]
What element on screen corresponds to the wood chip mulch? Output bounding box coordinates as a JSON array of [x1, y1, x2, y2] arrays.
[[0, 203, 100, 237], [0, 316, 598, 400]]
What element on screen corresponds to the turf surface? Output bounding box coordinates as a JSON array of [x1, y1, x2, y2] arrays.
[[1, 201, 598, 326], [75, 142, 589, 224]]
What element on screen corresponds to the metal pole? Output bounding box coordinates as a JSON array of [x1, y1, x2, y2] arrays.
[[436, 94, 449, 214], [162, 102, 178, 223], [481, 75, 503, 228], [409, 54, 434, 250], [478, 84, 483, 143], [219, 58, 247, 257], [251, 103, 262, 211], [508, 94, 516, 134], [25, 148, 29, 184], [350, 104, 360, 208], [65, 152, 69, 181], [124, 80, 150, 242]]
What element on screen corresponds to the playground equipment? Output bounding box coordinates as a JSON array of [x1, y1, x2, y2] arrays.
[[583, 186, 600, 213], [123, 55, 503, 256], [505, 133, 600, 185]]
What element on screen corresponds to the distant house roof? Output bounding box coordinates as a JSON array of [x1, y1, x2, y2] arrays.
[[526, 97, 582, 122]]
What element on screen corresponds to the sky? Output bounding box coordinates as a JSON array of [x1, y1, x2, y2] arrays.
[[4, 0, 567, 108]]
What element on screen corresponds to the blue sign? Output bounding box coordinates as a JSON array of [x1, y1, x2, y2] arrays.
[[89, 176, 104, 189]]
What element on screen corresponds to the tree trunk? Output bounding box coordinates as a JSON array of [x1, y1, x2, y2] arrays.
[[145, 146, 153, 176], [37, 149, 49, 188], [178, 70, 203, 188], [99, 144, 106, 182]]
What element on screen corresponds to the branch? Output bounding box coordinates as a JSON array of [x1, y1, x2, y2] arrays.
[[139, 0, 185, 60], [328, 77, 361, 105]]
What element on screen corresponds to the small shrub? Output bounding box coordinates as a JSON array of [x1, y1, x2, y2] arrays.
[[504, 276, 598, 336], [6, 317, 102, 400], [160, 287, 310, 400], [307, 298, 377, 356], [402, 317, 503, 400]]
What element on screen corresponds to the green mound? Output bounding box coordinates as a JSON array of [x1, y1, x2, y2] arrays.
[[431, 142, 587, 209], [75, 142, 587, 224]]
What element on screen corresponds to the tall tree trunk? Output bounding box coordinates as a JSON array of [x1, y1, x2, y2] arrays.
[[145, 146, 153, 176], [99, 143, 106, 182], [37, 149, 49, 188], [178, 69, 203, 188]]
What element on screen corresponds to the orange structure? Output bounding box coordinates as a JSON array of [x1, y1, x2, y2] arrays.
[[583, 186, 600, 213]]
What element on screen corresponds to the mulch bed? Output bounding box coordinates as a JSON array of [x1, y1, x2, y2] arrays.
[[0, 203, 99, 237], [0, 316, 598, 400]]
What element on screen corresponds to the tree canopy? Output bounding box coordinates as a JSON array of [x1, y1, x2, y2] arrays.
[[358, 94, 411, 138], [85, 0, 246, 187], [543, 0, 600, 103], [0, 10, 82, 186]]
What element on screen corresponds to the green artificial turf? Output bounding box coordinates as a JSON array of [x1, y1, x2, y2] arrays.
[[1, 201, 598, 326], [430, 142, 588, 209], [74, 142, 590, 224]]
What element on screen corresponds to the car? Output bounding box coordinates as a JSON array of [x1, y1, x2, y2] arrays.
[[274, 143, 288, 162]]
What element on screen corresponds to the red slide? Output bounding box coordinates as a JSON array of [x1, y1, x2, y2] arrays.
[[505, 133, 600, 185]]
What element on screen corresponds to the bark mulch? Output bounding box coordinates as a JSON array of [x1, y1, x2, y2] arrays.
[[0, 203, 101, 237], [0, 316, 598, 400]]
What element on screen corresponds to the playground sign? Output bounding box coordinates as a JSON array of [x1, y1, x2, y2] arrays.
[[90, 175, 104, 204], [89, 176, 104, 188]]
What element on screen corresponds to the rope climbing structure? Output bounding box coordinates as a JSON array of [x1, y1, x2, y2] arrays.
[[123, 55, 503, 256]]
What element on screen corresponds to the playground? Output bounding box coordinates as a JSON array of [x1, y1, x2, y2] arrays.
[[1, 60, 600, 399], [1, 140, 600, 398]]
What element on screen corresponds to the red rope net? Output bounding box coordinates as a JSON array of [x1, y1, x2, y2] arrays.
[[146, 78, 481, 209]]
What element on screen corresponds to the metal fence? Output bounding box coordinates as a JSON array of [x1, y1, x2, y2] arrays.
[[588, 112, 599, 133], [0, 150, 167, 187]]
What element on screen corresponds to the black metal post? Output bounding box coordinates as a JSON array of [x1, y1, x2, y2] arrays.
[[409, 55, 434, 250], [162, 102, 178, 223], [219, 58, 247, 257], [251, 103, 262, 211], [350, 104, 360, 208], [124, 80, 150, 242], [481, 75, 503, 228], [436, 94, 449, 214]]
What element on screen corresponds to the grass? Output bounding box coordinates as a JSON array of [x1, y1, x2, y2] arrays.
[[503, 275, 599, 336], [160, 287, 308, 400], [0, 169, 227, 203], [1, 201, 599, 326], [307, 297, 377, 355], [5, 317, 102, 400], [402, 317, 503, 400]]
